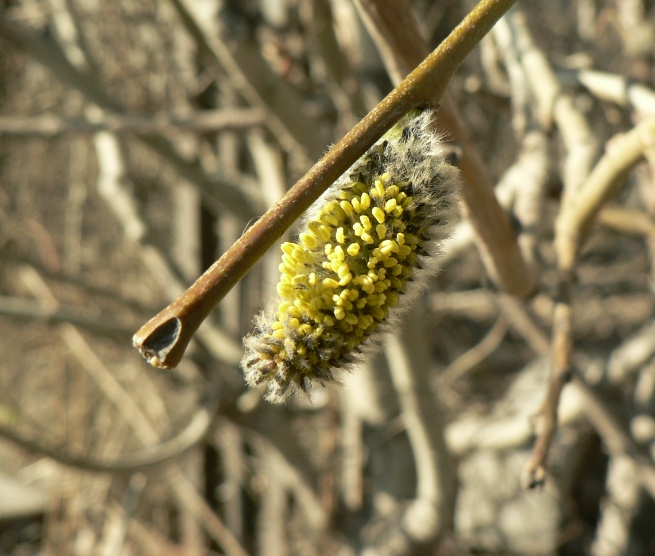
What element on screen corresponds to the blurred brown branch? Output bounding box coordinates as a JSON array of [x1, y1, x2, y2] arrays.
[[0, 108, 265, 137], [355, 0, 538, 298]]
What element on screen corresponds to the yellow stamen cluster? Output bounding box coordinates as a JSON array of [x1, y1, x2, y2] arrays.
[[242, 110, 460, 403]]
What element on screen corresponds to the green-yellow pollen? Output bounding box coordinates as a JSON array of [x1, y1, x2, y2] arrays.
[[259, 171, 429, 375], [242, 110, 461, 403]]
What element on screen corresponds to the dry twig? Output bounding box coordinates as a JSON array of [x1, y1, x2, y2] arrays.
[[133, 0, 520, 370]]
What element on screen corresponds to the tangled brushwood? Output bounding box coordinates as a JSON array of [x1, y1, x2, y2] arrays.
[[241, 110, 461, 403]]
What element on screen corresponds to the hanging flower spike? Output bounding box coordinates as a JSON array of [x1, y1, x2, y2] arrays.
[[241, 110, 461, 403]]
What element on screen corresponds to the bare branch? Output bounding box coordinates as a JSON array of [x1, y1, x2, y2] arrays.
[[0, 109, 265, 137], [133, 0, 520, 369], [0, 18, 261, 220]]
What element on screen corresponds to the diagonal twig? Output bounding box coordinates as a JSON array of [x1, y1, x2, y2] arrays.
[[132, 0, 520, 369], [524, 116, 655, 487]]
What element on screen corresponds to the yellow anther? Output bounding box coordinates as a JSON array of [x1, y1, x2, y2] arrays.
[[353, 222, 364, 237], [288, 318, 300, 329], [282, 254, 296, 267], [271, 321, 284, 330], [320, 213, 339, 226], [392, 218, 406, 231], [309, 273, 317, 286], [272, 329, 286, 339], [362, 283, 375, 295], [375, 280, 388, 293], [281, 242, 296, 255], [360, 192, 371, 210], [299, 232, 318, 249], [373, 180, 385, 199], [371, 307, 386, 320], [334, 306, 346, 320], [317, 224, 332, 242], [322, 278, 339, 289], [392, 207, 403, 217], [334, 245, 345, 260], [345, 314, 359, 325], [372, 207, 386, 223], [288, 305, 303, 318], [392, 265, 403, 276], [380, 240, 399, 255], [340, 200, 354, 217], [386, 185, 399, 198], [352, 198, 361, 213], [331, 204, 347, 221], [279, 262, 295, 276], [292, 274, 308, 285], [337, 264, 350, 279], [336, 227, 345, 244], [367, 256, 378, 269], [362, 232, 375, 244], [383, 257, 398, 268], [338, 273, 353, 286], [396, 233, 405, 245], [385, 198, 398, 213], [277, 282, 294, 298], [296, 290, 311, 302], [387, 291, 399, 307], [347, 243, 360, 256], [359, 214, 372, 230]]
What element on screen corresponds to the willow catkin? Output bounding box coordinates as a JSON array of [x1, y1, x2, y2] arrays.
[[241, 110, 461, 403]]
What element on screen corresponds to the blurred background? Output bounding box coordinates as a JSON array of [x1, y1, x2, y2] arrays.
[[1, 0, 655, 554]]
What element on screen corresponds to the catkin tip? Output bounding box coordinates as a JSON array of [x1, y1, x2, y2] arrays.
[[241, 110, 461, 403]]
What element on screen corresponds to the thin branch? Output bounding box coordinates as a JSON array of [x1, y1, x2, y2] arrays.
[[440, 316, 509, 383], [507, 9, 599, 196], [0, 383, 218, 473], [168, 0, 324, 164], [598, 206, 655, 237], [0, 294, 138, 337], [133, 0, 520, 369], [559, 68, 655, 115], [0, 109, 265, 137], [1, 267, 221, 472], [521, 117, 655, 487], [377, 314, 456, 551], [0, 18, 261, 220]]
